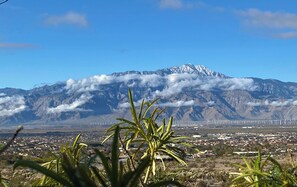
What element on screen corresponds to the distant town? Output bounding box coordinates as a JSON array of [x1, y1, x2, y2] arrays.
[[1, 124, 297, 186]]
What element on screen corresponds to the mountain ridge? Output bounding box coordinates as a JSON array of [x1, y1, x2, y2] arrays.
[[1, 64, 297, 126], [111, 64, 227, 77]]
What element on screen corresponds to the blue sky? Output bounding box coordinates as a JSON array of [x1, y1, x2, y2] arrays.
[[1, 0, 297, 89]]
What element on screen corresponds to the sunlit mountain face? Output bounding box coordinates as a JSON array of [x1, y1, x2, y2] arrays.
[[1, 64, 297, 126]]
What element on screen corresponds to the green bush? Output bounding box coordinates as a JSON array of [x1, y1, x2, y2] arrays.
[[230, 151, 297, 187]]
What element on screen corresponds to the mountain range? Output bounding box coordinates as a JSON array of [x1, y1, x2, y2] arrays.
[[1, 64, 297, 126]]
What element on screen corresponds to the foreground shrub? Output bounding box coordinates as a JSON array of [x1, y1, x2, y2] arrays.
[[14, 90, 185, 186], [104, 90, 189, 184], [230, 151, 297, 187]]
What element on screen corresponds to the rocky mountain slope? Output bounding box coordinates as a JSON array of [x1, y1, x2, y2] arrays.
[[1, 64, 297, 125]]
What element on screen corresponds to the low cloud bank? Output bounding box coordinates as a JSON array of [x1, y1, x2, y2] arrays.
[[118, 100, 194, 108], [154, 77, 256, 97], [247, 99, 297, 107], [66, 73, 256, 98], [0, 95, 26, 117], [66, 74, 163, 93], [159, 100, 195, 107], [47, 94, 92, 113]]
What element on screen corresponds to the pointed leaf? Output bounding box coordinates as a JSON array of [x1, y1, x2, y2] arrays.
[[14, 160, 72, 187]]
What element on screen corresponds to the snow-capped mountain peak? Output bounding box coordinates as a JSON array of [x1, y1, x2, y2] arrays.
[[112, 64, 227, 78], [164, 64, 227, 78]]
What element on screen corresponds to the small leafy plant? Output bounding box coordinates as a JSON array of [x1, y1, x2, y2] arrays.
[[230, 151, 297, 187]]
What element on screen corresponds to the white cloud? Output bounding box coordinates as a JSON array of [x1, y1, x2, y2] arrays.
[[118, 100, 194, 108], [237, 9, 297, 39], [159, 100, 195, 107], [66, 73, 256, 99], [118, 100, 143, 108], [272, 31, 297, 39], [47, 94, 92, 113], [0, 93, 6, 97], [154, 77, 256, 98], [0, 95, 26, 117], [207, 101, 215, 106], [158, 0, 223, 12], [213, 78, 256, 91], [66, 74, 164, 93], [44, 12, 88, 27], [247, 99, 297, 107], [118, 102, 130, 108], [0, 42, 36, 49], [154, 78, 200, 97], [238, 9, 297, 29], [246, 101, 262, 107], [166, 73, 197, 83], [270, 100, 291, 107], [139, 74, 161, 87], [159, 0, 183, 9]]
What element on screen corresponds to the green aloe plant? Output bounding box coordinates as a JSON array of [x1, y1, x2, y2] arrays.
[[105, 89, 188, 184], [14, 134, 91, 187], [230, 151, 271, 187], [268, 155, 297, 186], [90, 125, 167, 187], [230, 151, 297, 187]]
